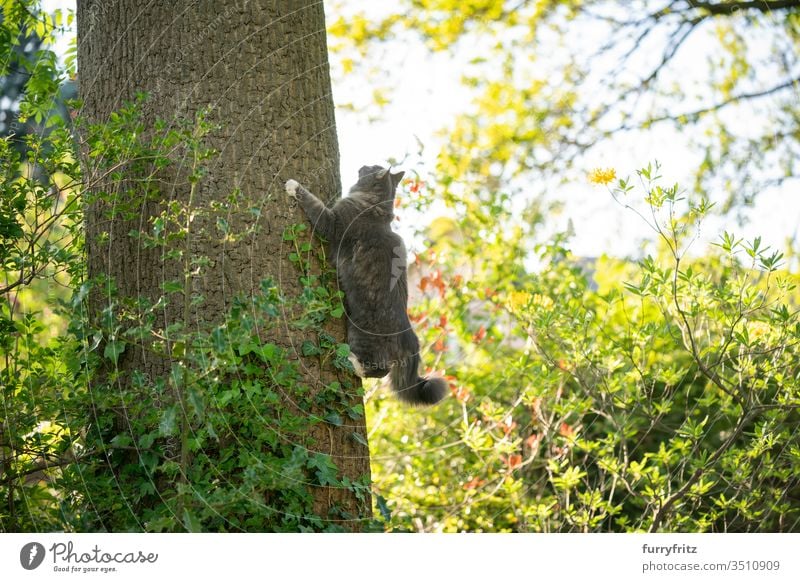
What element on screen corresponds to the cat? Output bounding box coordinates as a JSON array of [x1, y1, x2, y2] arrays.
[[285, 165, 447, 405]]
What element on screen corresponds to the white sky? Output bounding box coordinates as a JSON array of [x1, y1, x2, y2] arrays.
[[42, 0, 800, 263]]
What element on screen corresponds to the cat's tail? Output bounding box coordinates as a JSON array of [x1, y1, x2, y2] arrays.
[[389, 351, 447, 405]]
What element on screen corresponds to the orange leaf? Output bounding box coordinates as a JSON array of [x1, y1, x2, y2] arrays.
[[430, 270, 446, 297], [505, 454, 523, 470], [408, 311, 426, 323], [499, 418, 517, 436], [559, 422, 575, 438], [450, 384, 471, 403], [472, 325, 486, 343], [525, 434, 541, 449], [439, 314, 448, 328], [463, 476, 486, 490]]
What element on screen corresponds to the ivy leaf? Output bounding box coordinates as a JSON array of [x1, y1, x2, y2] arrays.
[[161, 279, 183, 293], [255, 342, 278, 363], [172, 341, 185, 358], [307, 453, 339, 486], [301, 340, 321, 356], [139, 432, 156, 449], [103, 339, 125, 364], [347, 404, 364, 420], [324, 411, 344, 426], [351, 432, 368, 447], [183, 508, 202, 533], [188, 388, 205, 420], [375, 494, 392, 522], [159, 405, 178, 437]]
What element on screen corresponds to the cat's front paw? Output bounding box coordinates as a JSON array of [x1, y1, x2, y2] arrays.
[[285, 179, 300, 199]]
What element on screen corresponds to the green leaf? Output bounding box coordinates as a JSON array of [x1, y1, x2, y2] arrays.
[[324, 411, 343, 426], [187, 388, 205, 420], [375, 494, 392, 522], [103, 340, 125, 364], [183, 508, 203, 533], [162, 280, 183, 293], [256, 342, 278, 363], [139, 432, 156, 449], [351, 432, 368, 447], [307, 453, 339, 486], [159, 405, 178, 437], [301, 341, 321, 356]]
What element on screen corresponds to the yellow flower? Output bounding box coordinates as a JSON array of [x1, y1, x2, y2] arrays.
[[746, 321, 771, 342], [531, 293, 554, 310], [507, 291, 554, 312], [507, 291, 532, 310], [588, 167, 617, 185]]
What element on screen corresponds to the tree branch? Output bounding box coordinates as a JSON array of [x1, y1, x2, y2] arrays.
[[0, 455, 75, 486], [615, 74, 800, 132], [686, 0, 800, 15]]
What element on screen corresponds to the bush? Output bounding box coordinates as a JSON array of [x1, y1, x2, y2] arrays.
[[368, 163, 800, 532]]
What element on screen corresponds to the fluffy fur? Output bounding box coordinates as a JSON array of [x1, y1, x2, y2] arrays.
[[286, 166, 447, 405]]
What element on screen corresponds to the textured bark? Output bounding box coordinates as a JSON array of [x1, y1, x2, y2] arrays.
[[77, 0, 371, 529]]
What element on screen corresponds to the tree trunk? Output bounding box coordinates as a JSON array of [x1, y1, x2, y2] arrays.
[[77, 0, 371, 531]]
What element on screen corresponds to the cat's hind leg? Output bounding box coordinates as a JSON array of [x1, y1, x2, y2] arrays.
[[347, 353, 367, 378], [348, 351, 390, 378], [347, 332, 391, 378]]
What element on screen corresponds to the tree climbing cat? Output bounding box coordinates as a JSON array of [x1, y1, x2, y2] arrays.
[[285, 166, 447, 405]]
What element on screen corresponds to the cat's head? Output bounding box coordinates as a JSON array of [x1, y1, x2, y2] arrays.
[[349, 165, 405, 218]]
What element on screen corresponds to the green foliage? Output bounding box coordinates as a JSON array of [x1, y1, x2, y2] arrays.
[[367, 164, 800, 532], [0, 1, 83, 531], [0, 0, 370, 528], [68, 100, 371, 531], [70, 276, 366, 532], [1, 90, 372, 530]]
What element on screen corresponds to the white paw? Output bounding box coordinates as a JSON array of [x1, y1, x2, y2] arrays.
[[285, 179, 300, 199], [348, 353, 366, 379]]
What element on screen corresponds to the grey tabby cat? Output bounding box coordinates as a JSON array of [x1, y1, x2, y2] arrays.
[[285, 165, 447, 405]]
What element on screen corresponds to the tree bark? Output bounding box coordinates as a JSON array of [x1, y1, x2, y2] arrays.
[[77, 0, 371, 530]]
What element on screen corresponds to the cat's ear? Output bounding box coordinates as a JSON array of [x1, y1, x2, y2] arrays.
[[390, 171, 405, 189]]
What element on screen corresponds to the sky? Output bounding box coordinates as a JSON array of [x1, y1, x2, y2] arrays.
[[42, 0, 799, 263]]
